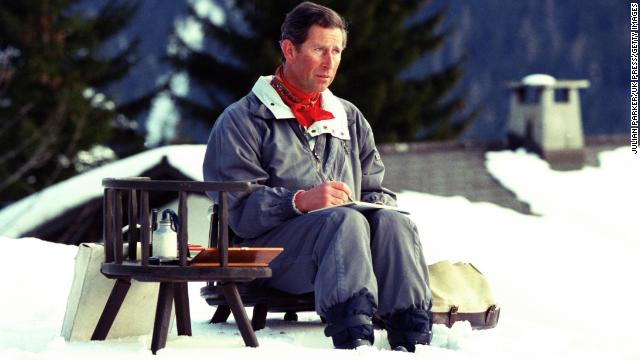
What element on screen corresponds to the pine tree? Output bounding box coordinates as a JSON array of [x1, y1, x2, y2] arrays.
[[0, 0, 144, 205], [169, 0, 476, 143]]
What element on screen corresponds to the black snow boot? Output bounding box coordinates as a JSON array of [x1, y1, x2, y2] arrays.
[[385, 307, 433, 353], [323, 289, 376, 349]]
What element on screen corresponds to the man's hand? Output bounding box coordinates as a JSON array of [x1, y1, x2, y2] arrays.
[[294, 181, 353, 213]]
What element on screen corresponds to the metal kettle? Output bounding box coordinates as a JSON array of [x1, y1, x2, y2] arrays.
[[152, 209, 179, 259]]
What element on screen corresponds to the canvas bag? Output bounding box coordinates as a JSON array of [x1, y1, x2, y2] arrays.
[[428, 260, 500, 329], [61, 243, 167, 340]]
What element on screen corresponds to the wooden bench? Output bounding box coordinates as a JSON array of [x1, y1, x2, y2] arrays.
[[202, 282, 316, 330], [91, 178, 272, 354], [199, 209, 500, 332]]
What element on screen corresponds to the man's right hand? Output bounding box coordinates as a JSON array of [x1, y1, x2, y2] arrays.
[[294, 181, 353, 213]]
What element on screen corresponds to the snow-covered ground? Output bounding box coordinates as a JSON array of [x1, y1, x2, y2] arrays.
[[0, 147, 638, 359]]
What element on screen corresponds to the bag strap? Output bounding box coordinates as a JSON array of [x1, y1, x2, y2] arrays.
[[432, 305, 500, 330]]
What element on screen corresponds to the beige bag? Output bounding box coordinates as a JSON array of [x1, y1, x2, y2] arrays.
[[428, 260, 500, 329], [61, 243, 165, 340]]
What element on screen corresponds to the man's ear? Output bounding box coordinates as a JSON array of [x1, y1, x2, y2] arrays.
[[281, 39, 296, 63]]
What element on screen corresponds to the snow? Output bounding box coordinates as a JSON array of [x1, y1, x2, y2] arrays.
[[144, 92, 183, 147], [521, 74, 557, 86], [1, 146, 639, 359], [191, 0, 225, 26], [0, 145, 206, 238]]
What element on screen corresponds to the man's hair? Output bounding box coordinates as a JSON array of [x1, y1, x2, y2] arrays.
[[280, 1, 347, 49]]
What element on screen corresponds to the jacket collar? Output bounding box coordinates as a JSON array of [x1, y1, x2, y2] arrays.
[[251, 76, 350, 140]]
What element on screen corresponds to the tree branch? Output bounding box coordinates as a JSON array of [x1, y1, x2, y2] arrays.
[[0, 102, 34, 138], [0, 100, 67, 192]]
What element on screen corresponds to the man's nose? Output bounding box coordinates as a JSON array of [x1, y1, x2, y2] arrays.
[[322, 52, 334, 68]]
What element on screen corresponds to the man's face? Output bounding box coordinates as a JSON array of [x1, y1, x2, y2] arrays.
[[282, 25, 344, 94]]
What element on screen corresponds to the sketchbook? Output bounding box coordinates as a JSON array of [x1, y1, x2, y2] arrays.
[[309, 201, 410, 214]]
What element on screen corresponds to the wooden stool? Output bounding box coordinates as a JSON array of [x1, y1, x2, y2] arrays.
[[91, 178, 272, 354]]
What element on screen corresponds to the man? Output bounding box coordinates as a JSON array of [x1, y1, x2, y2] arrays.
[[203, 1, 432, 352]]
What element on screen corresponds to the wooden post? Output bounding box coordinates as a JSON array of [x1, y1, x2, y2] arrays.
[[207, 204, 218, 288], [151, 282, 175, 354], [114, 190, 124, 264], [140, 190, 150, 266], [173, 282, 192, 336], [222, 282, 258, 347], [104, 189, 114, 263], [219, 192, 229, 267], [127, 189, 138, 261], [209, 204, 218, 249], [178, 191, 188, 267], [91, 278, 131, 340]]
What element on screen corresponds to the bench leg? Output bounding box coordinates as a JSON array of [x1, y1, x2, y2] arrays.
[[92, 278, 131, 340], [252, 304, 268, 331], [211, 305, 231, 324], [222, 282, 259, 347], [151, 282, 174, 354], [173, 282, 192, 336], [284, 311, 298, 322]]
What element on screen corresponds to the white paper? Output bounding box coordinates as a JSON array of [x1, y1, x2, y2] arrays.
[[309, 201, 410, 214]]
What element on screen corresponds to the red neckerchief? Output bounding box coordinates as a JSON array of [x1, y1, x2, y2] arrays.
[[270, 65, 334, 128]]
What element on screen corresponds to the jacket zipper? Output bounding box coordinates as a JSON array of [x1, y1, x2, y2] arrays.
[[298, 125, 324, 180], [341, 140, 350, 155]]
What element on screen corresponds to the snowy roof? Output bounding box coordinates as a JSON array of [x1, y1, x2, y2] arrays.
[[506, 74, 590, 88], [0, 145, 206, 237]]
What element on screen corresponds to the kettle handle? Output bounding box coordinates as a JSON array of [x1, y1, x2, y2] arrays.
[[161, 208, 180, 232]]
